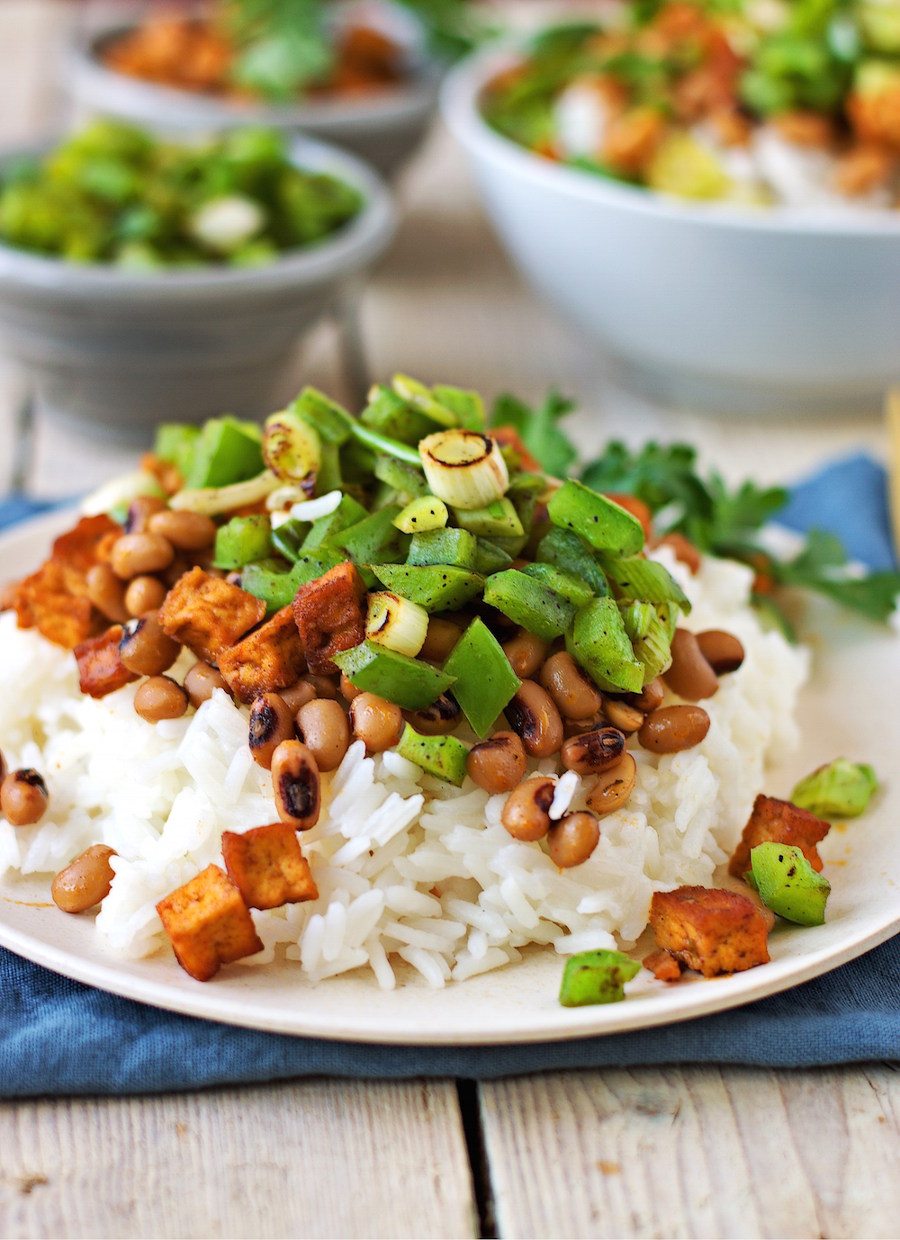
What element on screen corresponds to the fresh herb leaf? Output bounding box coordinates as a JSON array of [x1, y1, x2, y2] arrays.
[[490, 390, 578, 477], [773, 530, 900, 623]]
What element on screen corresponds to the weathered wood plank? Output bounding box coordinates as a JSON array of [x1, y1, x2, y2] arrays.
[[0, 1080, 477, 1240], [480, 1065, 900, 1239]]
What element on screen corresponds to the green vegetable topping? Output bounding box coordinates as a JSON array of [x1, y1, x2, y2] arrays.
[[483, 569, 576, 642], [750, 843, 831, 926], [407, 528, 478, 570], [182, 416, 263, 490], [370, 564, 484, 613], [548, 480, 645, 557], [568, 597, 644, 693], [397, 724, 469, 786], [0, 122, 363, 267], [791, 759, 879, 819], [559, 950, 641, 1007], [333, 641, 455, 711], [442, 618, 521, 738], [394, 496, 449, 534], [213, 515, 272, 569]]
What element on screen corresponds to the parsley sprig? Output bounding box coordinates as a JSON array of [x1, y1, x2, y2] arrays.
[[494, 396, 900, 626]]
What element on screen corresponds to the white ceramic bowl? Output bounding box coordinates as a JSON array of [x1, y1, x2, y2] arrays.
[[0, 137, 394, 440], [67, 2, 440, 178], [443, 47, 900, 414]]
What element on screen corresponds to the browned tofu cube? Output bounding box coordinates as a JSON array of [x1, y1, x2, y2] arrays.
[[649, 886, 771, 978], [729, 794, 830, 879], [292, 562, 365, 675], [218, 607, 306, 704], [222, 822, 318, 910], [642, 947, 683, 983], [15, 560, 97, 649], [158, 567, 265, 664], [156, 864, 263, 982], [74, 625, 140, 698], [52, 514, 120, 576]]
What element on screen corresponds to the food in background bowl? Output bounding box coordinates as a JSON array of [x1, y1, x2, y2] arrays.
[[0, 121, 363, 268], [69, 0, 489, 176], [482, 0, 900, 211], [0, 378, 887, 997]]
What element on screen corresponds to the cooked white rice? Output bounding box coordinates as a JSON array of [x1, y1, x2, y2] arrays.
[[0, 548, 808, 989]]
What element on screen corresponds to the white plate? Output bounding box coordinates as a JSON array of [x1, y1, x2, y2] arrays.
[[1, 510, 897, 1044]]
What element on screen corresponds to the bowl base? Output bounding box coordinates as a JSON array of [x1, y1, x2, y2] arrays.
[[609, 353, 884, 419]]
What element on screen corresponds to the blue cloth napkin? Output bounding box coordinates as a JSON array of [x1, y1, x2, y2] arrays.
[[1, 457, 897, 1097]]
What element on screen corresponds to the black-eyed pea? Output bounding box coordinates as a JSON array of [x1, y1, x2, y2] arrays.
[[271, 740, 320, 830], [696, 630, 745, 675], [147, 509, 216, 551], [560, 726, 626, 776], [405, 694, 461, 736], [505, 680, 564, 758], [502, 630, 548, 679], [51, 845, 117, 914], [134, 676, 189, 723], [539, 651, 603, 720], [119, 614, 180, 677], [85, 564, 129, 622], [183, 661, 231, 708], [249, 692, 296, 769], [501, 776, 556, 842], [0, 768, 48, 826], [547, 811, 601, 868], [586, 752, 637, 816], [349, 693, 403, 754], [296, 698, 350, 773], [663, 629, 719, 701], [638, 705, 710, 754], [124, 575, 167, 617], [466, 731, 527, 794], [603, 698, 645, 734]]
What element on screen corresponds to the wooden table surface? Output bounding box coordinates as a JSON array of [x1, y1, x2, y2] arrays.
[[0, 5, 897, 1238]]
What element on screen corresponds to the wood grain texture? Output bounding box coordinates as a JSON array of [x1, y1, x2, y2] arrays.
[[480, 1064, 900, 1239], [0, 1080, 477, 1240]]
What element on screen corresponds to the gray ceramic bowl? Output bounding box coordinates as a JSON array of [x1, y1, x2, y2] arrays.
[[66, 2, 440, 178], [0, 136, 394, 440], [443, 47, 900, 415]]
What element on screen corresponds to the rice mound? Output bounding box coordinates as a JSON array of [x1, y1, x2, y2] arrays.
[[0, 549, 808, 989]]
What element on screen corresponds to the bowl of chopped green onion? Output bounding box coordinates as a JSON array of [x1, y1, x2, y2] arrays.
[[0, 121, 394, 438], [65, 0, 477, 177]]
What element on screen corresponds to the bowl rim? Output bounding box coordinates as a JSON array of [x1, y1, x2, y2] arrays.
[[0, 134, 396, 297], [442, 43, 900, 238], [69, 11, 441, 132]]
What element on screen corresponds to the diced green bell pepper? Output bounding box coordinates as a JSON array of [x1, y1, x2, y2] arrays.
[[270, 517, 309, 562], [536, 527, 610, 597], [371, 564, 484, 612], [522, 562, 594, 609], [601, 555, 691, 611], [362, 385, 438, 445], [453, 498, 524, 540], [483, 569, 575, 642], [548, 480, 645, 557], [442, 617, 521, 738], [241, 549, 344, 612], [559, 950, 640, 1007], [474, 538, 513, 576], [333, 506, 402, 563], [289, 387, 352, 445], [432, 384, 485, 430], [393, 496, 449, 534], [154, 423, 200, 478], [184, 415, 263, 489], [373, 453, 428, 498], [334, 641, 455, 710], [398, 724, 469, 786], [567, 597, 644, 693], [407, 528, 478, 570], [213, 515, 272, 569], [750, 842, 831, 927], [791, 759, 879, 819], [301, 494, 367, 550]]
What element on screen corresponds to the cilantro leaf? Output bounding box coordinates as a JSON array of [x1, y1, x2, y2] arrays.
[[490, 390, 578, 477], [774, 530, 900, 623]]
